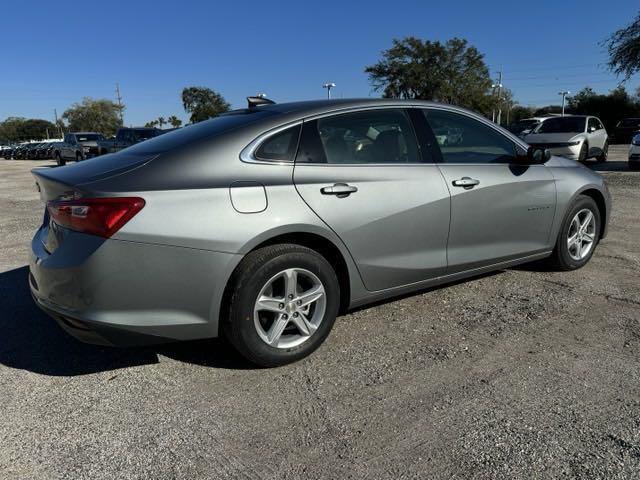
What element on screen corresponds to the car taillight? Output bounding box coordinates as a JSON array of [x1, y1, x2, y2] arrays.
[[46, 197, 145, 238]]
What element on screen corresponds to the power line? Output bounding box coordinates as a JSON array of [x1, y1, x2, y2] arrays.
[[489, 63, 604, 74]]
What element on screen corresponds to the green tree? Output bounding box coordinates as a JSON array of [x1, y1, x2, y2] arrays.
[[167, 115, 182, 128], [0, 117, 57, 143], [62, 97, 124, 136], [605, 11, 640, 79], [144, 120, 159, 128], [533, 105, 563, 117], [365, 37, 493, 112], [181, 86, 230, 123], [568, 85, 640, 131], [157, 116, 166, 129]]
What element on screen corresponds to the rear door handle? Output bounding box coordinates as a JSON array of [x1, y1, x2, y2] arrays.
[[452, 177, 480, 189], [321, 183, 358, 197]]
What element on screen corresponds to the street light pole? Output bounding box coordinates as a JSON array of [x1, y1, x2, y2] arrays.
[[492, 70, 503, 125], [322, 82, 336, 99], [559, 90, 570, 116]]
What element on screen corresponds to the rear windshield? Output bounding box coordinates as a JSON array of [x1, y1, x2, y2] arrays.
[[536, 117, 586, 134], [123, 110, 279, 155]]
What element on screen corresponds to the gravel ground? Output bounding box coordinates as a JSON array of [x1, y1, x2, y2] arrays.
[[1, 146, 639, 479]]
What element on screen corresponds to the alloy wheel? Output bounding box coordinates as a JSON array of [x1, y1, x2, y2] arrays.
[[253, 268, 326, 349], [567, 208, 596, 261]]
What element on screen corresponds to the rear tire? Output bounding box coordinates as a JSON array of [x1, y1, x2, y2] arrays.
[[55, 152, 65, 167], [547, 195, 600, 271], [223, 244, 340, 367]]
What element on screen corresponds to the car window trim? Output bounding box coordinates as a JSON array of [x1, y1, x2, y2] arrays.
[[240, 120, 303, 165], [418, 106, 525, 166], [294, 107, 426, 166]]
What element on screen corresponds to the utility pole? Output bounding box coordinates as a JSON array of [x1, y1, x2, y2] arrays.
[[54, 108, 62, 138], [558, 91, 570, 116], [322, 82, 336, 99], [492, 70, 503, 125], [115, 83, 124, 125]]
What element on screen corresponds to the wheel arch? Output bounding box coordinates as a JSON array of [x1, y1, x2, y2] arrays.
[[578, 187, 608, 239], [218, 230, 356, 335]]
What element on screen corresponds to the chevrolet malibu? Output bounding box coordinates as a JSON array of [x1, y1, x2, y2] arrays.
[[30, 98, 611, 366]]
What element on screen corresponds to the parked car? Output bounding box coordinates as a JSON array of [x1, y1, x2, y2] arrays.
[[30, 98, 610, 367], [44, 142, 61, 159], [0, 146, 11, 159], [97, 127, 163, 155], [629, 133, 640, 171], [13, 143, 31, 159], [612, 118, 640, 144], [524, 115, 608, 162], [54, 132, 105, 166], [35, 143, 50, 159], [25, 143, 44, 159]]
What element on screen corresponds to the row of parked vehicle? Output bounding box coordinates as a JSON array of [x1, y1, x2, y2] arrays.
[[0, 127, 167, 165]]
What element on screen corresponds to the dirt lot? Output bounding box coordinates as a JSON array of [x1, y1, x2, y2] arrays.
[[1, 146, 639, 479]]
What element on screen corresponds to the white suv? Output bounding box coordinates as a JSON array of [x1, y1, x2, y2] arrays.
[[524, 115, 608, 163]]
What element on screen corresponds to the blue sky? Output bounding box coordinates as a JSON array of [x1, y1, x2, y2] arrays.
[[1, 0, 638, 126]]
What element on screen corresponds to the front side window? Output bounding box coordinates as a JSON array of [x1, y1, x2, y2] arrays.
[[423, 109, 516, 164], [297, 109, 420, 164], [254, 124, 301, 162]]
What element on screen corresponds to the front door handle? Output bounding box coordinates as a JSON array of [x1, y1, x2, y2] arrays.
[[452, 177, 480, 189], [321, 183, 358, 197]]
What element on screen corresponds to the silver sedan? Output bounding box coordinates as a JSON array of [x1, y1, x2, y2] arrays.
[[30, 98, 611, 366]]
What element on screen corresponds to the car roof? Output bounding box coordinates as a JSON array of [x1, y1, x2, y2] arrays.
[[224, 98, 464, 120]]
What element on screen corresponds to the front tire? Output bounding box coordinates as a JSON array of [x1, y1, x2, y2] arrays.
[[578, 142, 588, 163], [547, 195, 601, 271], [596, 141, 608, 163], [224, 244, 340, 367], [55, 152, 65, 166]]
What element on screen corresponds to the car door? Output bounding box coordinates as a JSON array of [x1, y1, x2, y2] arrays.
[[587, 117, 607, 155], [418, 107, 556, 273], [293, 108, 451, 292], [63, 134, 76, 159]]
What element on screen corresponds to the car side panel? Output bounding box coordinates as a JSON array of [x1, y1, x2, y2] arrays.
[[437, 164, 556, 272], [294, 164, 450, 292]]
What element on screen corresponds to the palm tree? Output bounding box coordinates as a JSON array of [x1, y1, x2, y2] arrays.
[[157, 116, 166, 129], [168, 115, 182, 128]]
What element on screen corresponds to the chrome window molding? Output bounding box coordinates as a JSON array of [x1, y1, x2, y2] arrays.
[[239, 120, 303, 166]]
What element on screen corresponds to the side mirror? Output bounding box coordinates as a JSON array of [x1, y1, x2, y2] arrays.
[[588, 126, 596, 133], [527, 147, 551, 164]]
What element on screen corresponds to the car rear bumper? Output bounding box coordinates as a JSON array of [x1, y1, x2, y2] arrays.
[[29, 226, 241, 346]]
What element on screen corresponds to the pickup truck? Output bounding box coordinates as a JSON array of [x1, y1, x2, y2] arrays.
[[54, 132, 105, 166], [97, 127, 163, 155]]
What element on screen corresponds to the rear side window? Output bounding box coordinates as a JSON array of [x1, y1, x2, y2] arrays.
[[254, 124, 301, 162], [297, 109, 420, 164], [422, 109, 516, 164]]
